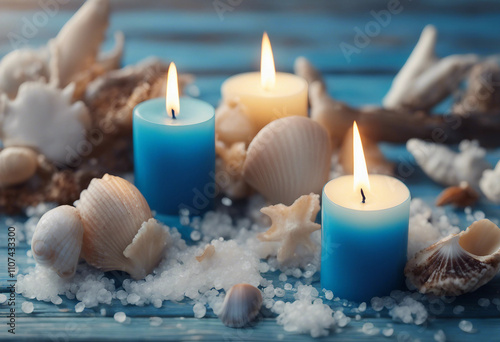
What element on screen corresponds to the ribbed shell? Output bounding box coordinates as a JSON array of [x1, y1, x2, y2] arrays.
[[32, 205, 83, 278], [76, 174, 153, 278], [405, 219, 500, 296], [243, 116, 332, 205], [0, 147, 38, 186], [219, 284, 263, 328]]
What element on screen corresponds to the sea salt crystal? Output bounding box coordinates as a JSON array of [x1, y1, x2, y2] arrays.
[[221, 197, 232, 206], [382, 327, 394, 337], [274, 288, 285, 297], [458, 320, 474, 333], [100, 308, 106, 316], [190, 230, 201, 241], [355, 314, 361, 321], [371, 297, 384, 312], [434, 329, 446, 342], [453, 305, 465, 315], [21, 301, 34, 314], [75, 302, 85, 313], [284, 283, 293, 291], [325, 291, 333, 300], [358, 302, 367, 312], [389, 297, 427, 325], [0, 294, 7, 304], [193, 303, 206, 318], [361, 322, 379, 336], [272, 301, 286, 314], [278, 273, 287, 282], [114, 312, 127, 323], [51, 296, 63, 305], [478, 298, 490, 307], [150, 316, 163, 326], [127, 293, 140, 305]]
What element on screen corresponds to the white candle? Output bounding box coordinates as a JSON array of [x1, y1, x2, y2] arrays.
[[221, 33, 308, 131]]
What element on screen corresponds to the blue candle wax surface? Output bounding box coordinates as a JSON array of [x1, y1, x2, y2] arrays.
[[133, 97, 215, 216], [321, 175, 410, 302]]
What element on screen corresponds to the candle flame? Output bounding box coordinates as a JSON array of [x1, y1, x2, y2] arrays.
[[166, 62, 180, 118], [260, 32, 276, 91], [353, 121, 371, 193]]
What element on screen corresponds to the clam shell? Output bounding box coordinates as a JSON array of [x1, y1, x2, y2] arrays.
[[405, 219, 500, 296], [219, 284, 263, 328], [243, 116, 332, 205], [0, 147, 38, 186], [76, 174, 167, 279], [32, 205, 83, 278]]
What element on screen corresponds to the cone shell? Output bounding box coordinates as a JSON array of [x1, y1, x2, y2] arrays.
[[219, 284, 263, 328], [0, 147, 38, 186], [32, 205, 83, 278], [405, 219, 500, 296], [243, 116, 332, 205], [76, 174, 167, 279]]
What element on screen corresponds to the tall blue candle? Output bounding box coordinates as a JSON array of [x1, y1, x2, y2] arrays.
[[321, 123, 410, 302], [133, 63, 215, 216]]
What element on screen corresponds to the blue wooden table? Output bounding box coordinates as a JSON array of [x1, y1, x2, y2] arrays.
[[1, 1, 500, 341]]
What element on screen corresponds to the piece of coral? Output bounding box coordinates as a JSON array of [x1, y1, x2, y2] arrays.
[[258, 194, 321, 265]]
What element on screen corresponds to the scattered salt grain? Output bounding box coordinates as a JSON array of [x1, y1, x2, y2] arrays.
[[75, 302, 85, 313], [361, 322, 379, 336], [51, 296, 62, 305], [389, 297, 427, 325], [190, 230, 201, 241], [221, 197, 232, 206], [278, 273, 287, 282], [284, 283, 292, 291], [478, 298, 490, 307], [355, 314, 361, 321], [114, 312, 127, 323], [371, 297, 384, 312], [274, 288, 285, 297], [358, 302, 367, 312], [193, 303, 206, 318], [21, 301, 34, 314], [325, 290, 333, 301], [100, 308, 106, 316], [127, 293, 140, 305], [150, 316, 163, 326], [0, 294, 7, 304], [458, 320, 474, 333], [434, 329, 446, 342], [453, 305, 465, 315], [382, 327, 394, 337]]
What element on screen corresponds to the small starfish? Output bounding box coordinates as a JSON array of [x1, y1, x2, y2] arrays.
[[258, 193, 321, 264]]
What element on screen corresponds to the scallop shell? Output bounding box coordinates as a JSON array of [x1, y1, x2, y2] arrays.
[[76, 174, 168, 279], [407, 138, 490, 188], [49, 0, 110, 88], [243, 116, 332, 205], [0, 147, 38, 186], [32, 205, 84, 278], [0, 82, 91, 165], [215, 99, 257, 146], [219, 284, 263, 328], [405, 219, 500, 296]]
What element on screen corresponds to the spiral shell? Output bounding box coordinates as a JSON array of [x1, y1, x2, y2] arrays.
[[405, 219, 500, 296], [32, 205, 83, 278], [0, 147, 38, 186], [243, 116, 332, 205], [219, 284, 263, 328], [76, 174, 168, 279]]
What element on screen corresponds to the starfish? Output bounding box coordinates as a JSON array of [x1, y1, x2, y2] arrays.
[[258, 193, 321, 264]]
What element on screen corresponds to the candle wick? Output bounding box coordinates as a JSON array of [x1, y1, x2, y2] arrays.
[[171, 109, 176, 119], [361, 188, 366, 204]]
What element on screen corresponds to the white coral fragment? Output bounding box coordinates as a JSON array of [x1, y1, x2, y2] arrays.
[[480, 161, 500, 203], [0, 82, 90, 165]]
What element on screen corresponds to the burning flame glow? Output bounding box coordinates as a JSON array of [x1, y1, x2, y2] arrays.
[[260, 32, 276, 91], [166, 62, 180, 118], [353, 121, 371, 193]]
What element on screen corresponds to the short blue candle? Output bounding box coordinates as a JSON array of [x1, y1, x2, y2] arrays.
[[321, 175, 410, 302], [133, 97, 215, 216]]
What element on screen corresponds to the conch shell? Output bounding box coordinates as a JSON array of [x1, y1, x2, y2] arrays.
[[32, 205, 84, 278], [407, 139, 490, 188], [405, 219, 500, 296], [49, 0, 110, 88], [219, 283, 263, 328], [215, 99, 257, 147], [383, 25, 478, 111], [243, 116, 332, 205], [76, 174, 169, 280], [0, 82, 90, 165], [0, 147, 38, 186], [480, 161, 500, 204]]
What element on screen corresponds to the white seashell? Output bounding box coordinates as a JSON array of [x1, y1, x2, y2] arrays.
[[480, 161, 500, 203], [76, 174, 169, 280], [405, 219, 500, 296], [0, 147, 38, 186], [383, 25, 478, 111], [407, 138, 490, 188], [49, 0, 110, 88], [243, 116, 332, 205], [31, 205, 83, 278], [0, 48, 49, 99], [0, 82, 90, 165], [215, 99, 257, 147], [219, 283, 263, 328]]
